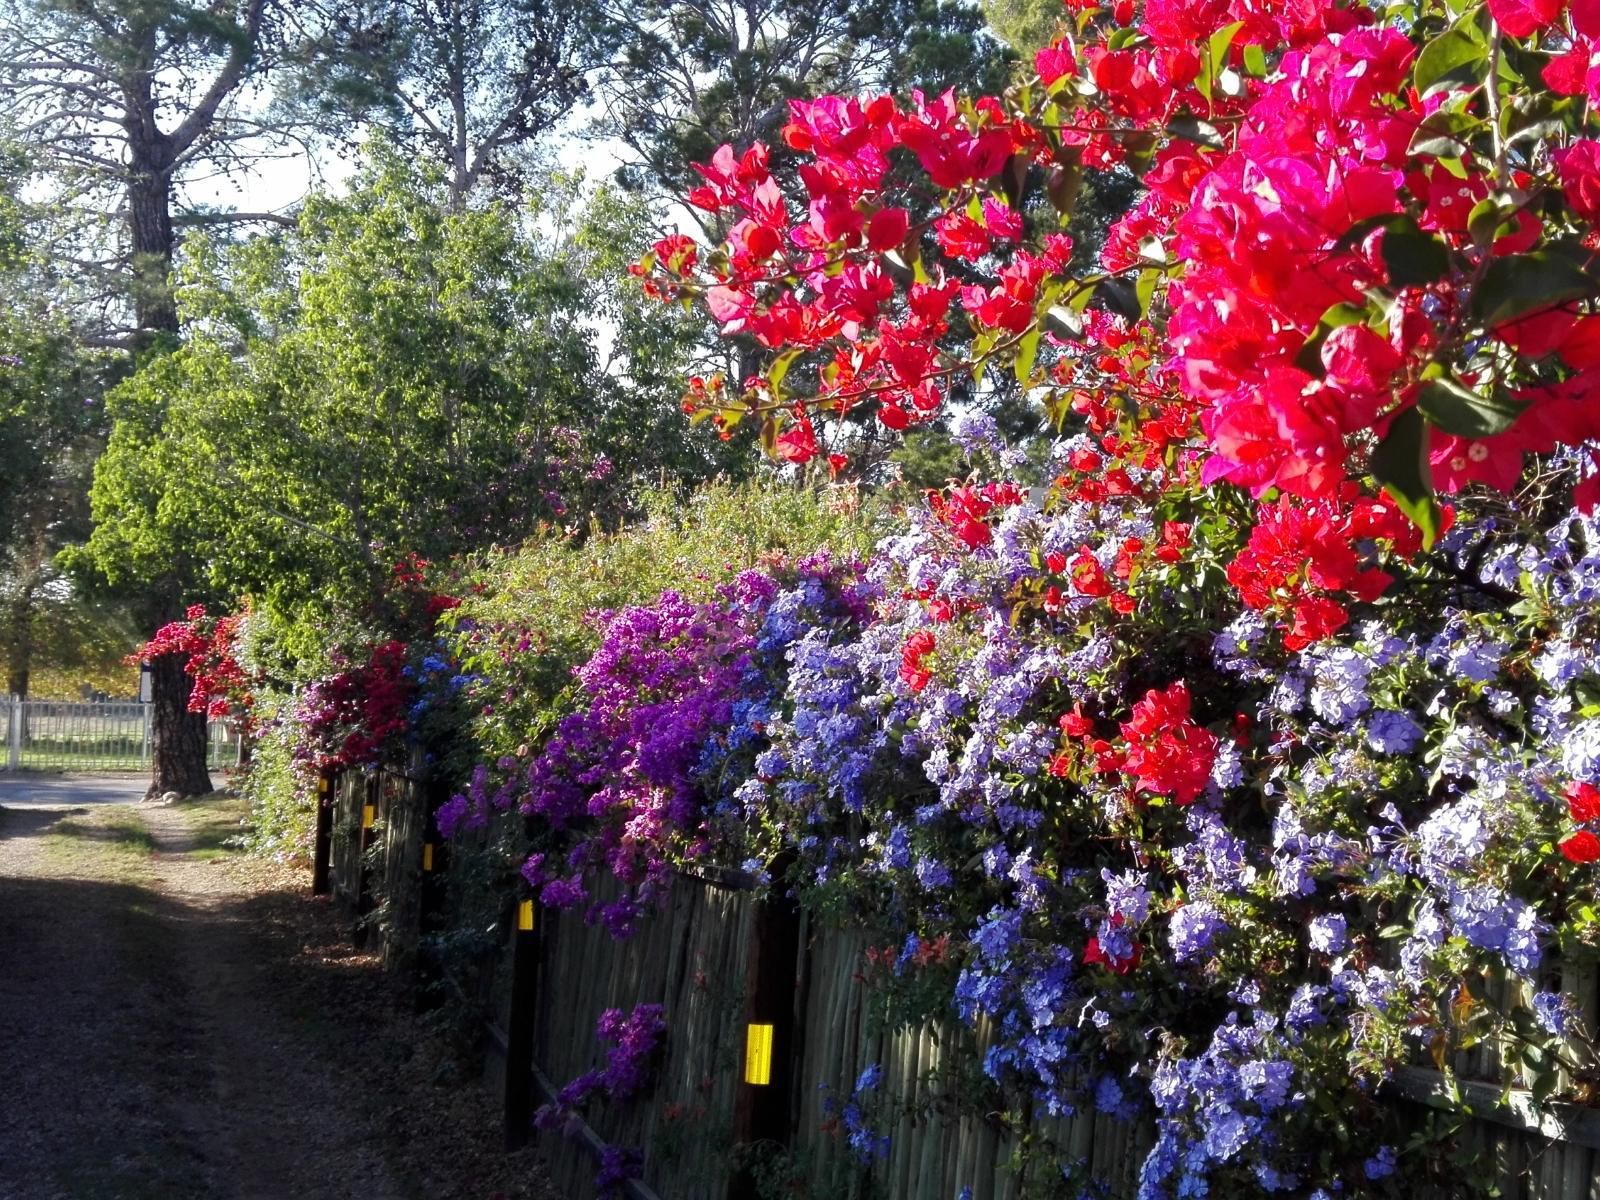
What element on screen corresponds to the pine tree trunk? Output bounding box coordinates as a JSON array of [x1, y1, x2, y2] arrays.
[[128, 165, 177, 337], [147, 650, 212, 799]]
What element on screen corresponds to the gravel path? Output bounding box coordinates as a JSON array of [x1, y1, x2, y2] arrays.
[[0, 798, 555, 1200]]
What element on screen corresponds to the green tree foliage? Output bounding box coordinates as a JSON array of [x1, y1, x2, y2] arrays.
[[0, 147, 120, 697], [287, 0, 598, 206], [566, 180, 757, 482], [980, 0, 1063, 55], [75, 150, 745, 651]]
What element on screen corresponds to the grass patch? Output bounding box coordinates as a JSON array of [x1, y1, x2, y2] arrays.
[[173, 792, 252, 859], [42, 805, 156, 883]]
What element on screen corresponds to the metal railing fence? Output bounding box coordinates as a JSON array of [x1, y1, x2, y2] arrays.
[[0, 696, 240, 772]]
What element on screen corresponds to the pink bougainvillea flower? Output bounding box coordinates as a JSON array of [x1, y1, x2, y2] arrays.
[[1487, 0, 1563, 38]]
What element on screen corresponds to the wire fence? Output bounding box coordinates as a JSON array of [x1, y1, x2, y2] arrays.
[[0, 697, 241, 773]]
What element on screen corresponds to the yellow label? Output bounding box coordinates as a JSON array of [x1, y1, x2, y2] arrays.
[[422, 843, 434, 872], [518, 899, 535, 931], [361, 803, 375, 829], [744, 1023, 774, 1086], [317, 776, 329, 794]]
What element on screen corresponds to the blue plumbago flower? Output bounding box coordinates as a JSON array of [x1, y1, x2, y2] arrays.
[[1284, 983, 1328, 1031], [1366, 709, 1422, 755], [1094, 1074, 1131, 1117], [950, 409, 1001, 455], [1307, 646, 1371, 727], [1363, 1145, 1397, 1180], [1562, 718, 1600, 782], [1444, 883, 1545, 977], [915, 855, 952, 890], [1169, 901, 1227, 963], [1210, 738, 1244, 789], [856, 1063, 883, 1092], [1534, 640, 1589, 687], [1102, 868, 1152, 925], [1307, 914, 1347, 954], [1532, 991, 1577, 1037]]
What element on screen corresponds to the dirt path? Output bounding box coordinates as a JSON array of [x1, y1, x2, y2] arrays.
[[0, 796, 553, 1200]]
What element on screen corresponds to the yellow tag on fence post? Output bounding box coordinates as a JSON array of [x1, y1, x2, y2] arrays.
[[422, 843, 434, 872], [361, 803, 375, 829], [517, 899, 535, 931], [744, 1023, 774, 1086], [317, 776, 329, 794]]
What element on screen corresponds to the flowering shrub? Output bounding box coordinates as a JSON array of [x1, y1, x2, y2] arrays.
[[266, 4, 1600, 1177], [294, 558, 466, 771], [137, 604, 256, 725], [296, 639, 416, 770], [640, 0, 1600, 544], [607, 0, 1600, 1188]]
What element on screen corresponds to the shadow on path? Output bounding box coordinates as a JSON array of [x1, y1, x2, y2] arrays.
[[0, 800, 555, 1200]]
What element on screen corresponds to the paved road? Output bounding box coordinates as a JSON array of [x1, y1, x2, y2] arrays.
[[0, 773, 147, 808]]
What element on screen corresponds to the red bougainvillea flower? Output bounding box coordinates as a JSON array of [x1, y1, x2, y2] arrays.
[[899, 631, 937, 693], [1070, 547, 1112, 597], [775, 415, 818, 464], [1060, 703, 1095, 738], [1559, 830, 1600, 863], [1083, 932, 1142, 974], [1119, 682, 1218, 805], [1567, 781, 1600, 823], [1226, 496, 1417, 649]]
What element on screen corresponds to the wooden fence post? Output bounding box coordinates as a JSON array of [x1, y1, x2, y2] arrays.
[[504, 895, 540, 1150], [352, 772, 378, 949], [415, 776, 450, 1008], [729, 879, 802, 1200], [311, 768, 335, 896]]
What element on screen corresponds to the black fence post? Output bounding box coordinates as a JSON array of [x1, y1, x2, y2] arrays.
[[729, 880, 802, 1200], [352, 773, 377, 949], [415, 776, 450, 1008], [311, 767, 335, 896], [504, 895, 539, 1150]]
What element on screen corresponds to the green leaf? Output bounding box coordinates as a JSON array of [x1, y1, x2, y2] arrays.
[[767, 347, 802, 394], [1196, 20, 1244, 101], [1097, 277, 1142, 322], [1014, 326, 1042, 386], [1413, 26, 1487, 97], [1372, 407, 1442, 548], [1471, 248, 1598, 328], [1166, 115, 1225, 148], [1380, 218, 1453, 287], [1243, 43, 1268, 77], [1416, 377, 1526, 439], [1046, 162, 1083, 219], [1466, 196, 1510, 249], [1105, 24, 1142, 50], [1408, 109, 1482, 157], [1135, 268, 1161, 319], [1294, 302, 1368, 373], [1044, 304, 1083, 340]]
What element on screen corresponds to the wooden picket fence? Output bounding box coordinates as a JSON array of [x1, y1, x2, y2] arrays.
[[308, 759, 1600, 1200]]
